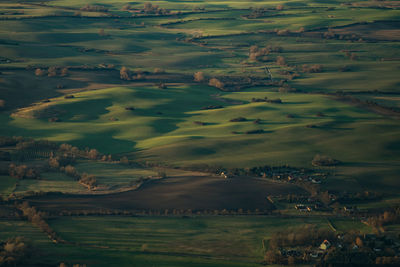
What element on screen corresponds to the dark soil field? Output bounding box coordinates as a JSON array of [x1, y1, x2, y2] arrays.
[[29, 176, 304, 212]]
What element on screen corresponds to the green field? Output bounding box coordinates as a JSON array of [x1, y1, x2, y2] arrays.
[[0, 0, 399, 266], [0, 215, 371, 266]]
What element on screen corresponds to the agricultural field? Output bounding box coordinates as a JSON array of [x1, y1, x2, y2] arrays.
[[0, 0, 399, 266]]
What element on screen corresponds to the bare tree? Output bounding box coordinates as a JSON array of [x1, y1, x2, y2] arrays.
[[120, 66, 131, 80], [194, 71, 205, 82], [209, 78, 224, 89]]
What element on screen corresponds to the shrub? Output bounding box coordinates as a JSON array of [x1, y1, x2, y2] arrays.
[[47, 66, 58, 77], [230, 117, 247, 122], [276, 5, 284, 10], [302, 64, 323, 73], [80, 4, 108, 12], [194, 71, 205, 82], [9, 164, 39, 179], [79, 173, 98, 189], [120, 66, 131, 80], [209, 78, 224, 89], [64, 165, 78, 178], [34, 68, 46, 76], [276, 29, 289, 36], [87, 149, 99, 160], [0, 237, 31, 266], [48, 157, 60, 169], [276, 56, 286, 66]]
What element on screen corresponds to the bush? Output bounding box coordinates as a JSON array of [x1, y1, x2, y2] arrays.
[[60, 67, 69, 77], [80, 4, 108, 12], [64, 165, 78, 178], [209, 78, 224, 89], [80, 173, 98, 189], [120, 66, 131, 80], [0, 237, 31, 266], [87, 149, 99, 160], [34, 68, 46, 76], [194, 71, 205, 82], [47, 66, 58, 77], [302, 64, 323, 73], [276, 56, 286, 66], [249, 45, 270, 61], [9, 164, 39, 179], [229, 117, 247, 122]]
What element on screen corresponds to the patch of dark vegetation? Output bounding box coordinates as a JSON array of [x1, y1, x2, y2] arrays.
[[119, 66, 146, 81], [16, 202, 66, 244], [245, 129, 264, 134], [0, 237, 32, 266], [193, 121, 206, 126], [229, 117, 247, 122], [306, 124, 317, 128], [311, 154, 340, 167], [302, 64, 323, 73], [339, 65, 352, 72], [201, 105, 223, 110], [251, 97, 268, 102], [80, 4, 108, 12]]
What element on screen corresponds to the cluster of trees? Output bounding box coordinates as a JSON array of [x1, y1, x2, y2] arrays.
[[9, 164, 39, 179], [302, 64, 323, 73], [249, 45, 282, 62], [265, 225, 335, 265], [48, 154, 76, 169], [35, 67, 68, 77], [193, 71, 205, 82], [141, 3, 170, 15], [123, 3, 170, 15], [17, 202, 64, 243], [208, 78, 225, 90], [58, 143, 101, 160], [276, 56, 287, 66], [80, 4, 108, 12], [366, 207, 400, 228], [79, 173, 98, 190], [47, 153, 98, 189], [269, 225, 335, 249], [0, 237, 30, 266], [120, 66, 145, 81]]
